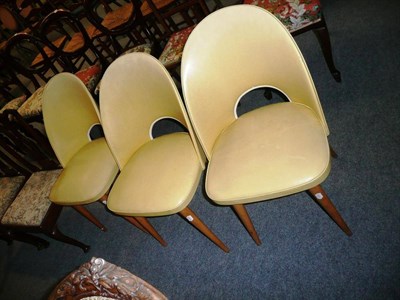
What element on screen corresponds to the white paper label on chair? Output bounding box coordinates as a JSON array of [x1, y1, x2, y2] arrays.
[[315, 193, 323, 200], [186, 215, 194, 222]]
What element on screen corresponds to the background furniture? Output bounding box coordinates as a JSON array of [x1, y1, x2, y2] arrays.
[[181, 5, 351, 244], [48, 257, 168, 299], [0, 109, 90, 252]]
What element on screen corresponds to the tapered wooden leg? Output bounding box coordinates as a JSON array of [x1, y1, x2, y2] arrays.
[[308, 185, 352, 236], [232, 204, 262, 245], [46, 225, 90, 253], [179, 207, 229, 253], [124, 216, 148, 234], [135, 217, 167, 246], [72, 205, 107, 232]]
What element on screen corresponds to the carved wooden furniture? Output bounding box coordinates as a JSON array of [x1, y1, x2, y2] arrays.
[[242, 0, 341, 82], [99, 53, 229, 252], [0, 109, 90, 252], [181, 6, 351, 245], [48, 257, 168, 299]]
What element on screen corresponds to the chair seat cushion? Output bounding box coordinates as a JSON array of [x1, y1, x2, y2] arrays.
[[0, 176, 26, 218], [206, 102, 330, 205], [243, 0, 322, 32], [75, 64, 103, 94], [0, 95, 26, 113], [17, 86, 44, 119], [107, 132, 203, 216], [122, 43, 153, 56], [1, 170, 62, 226], [49, 138, 119, 205], [159, 25, 196, 69]]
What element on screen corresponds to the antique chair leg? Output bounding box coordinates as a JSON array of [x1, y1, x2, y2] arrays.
[[232, 204, 262, 245], [135, 217, 167, 246], [179, 207, 230, 253], [308, 185, 352, 236], [312, 16, 341, 82], [11, 232, 50, 250], [123, 216, 149, 234], [46, 225, 90, 252], [73, 205, 107, 231]]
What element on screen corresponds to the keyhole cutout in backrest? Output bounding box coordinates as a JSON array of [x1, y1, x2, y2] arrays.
[[151, 117, 188, 139], [88, 123, 104, 141], [236, 87, 289, 118]]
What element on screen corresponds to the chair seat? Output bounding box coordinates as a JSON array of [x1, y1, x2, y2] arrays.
[[0, 176, 26, 218], [159, 25, 196, 68], [49, 138, 119, 205], [0, 95, 26, 113], [1, 170, 62, 226], [243, 0, 322, 32], [17, 86, 44, 119], [206, 102, 330, 205], [75, 64, 103, 94], [107, 132, 203, 217]]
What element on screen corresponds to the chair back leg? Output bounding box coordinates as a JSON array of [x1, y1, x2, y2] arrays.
[[312, 16, 341, 82], [135, 216, 168, 246], [232, 204, 262, 245]]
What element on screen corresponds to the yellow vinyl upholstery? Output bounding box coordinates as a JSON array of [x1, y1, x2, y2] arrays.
[[99, 53, 229, 252], [181, 5, 351, 242], [42, 73, 119, 205], [100, 53, 204, 216]]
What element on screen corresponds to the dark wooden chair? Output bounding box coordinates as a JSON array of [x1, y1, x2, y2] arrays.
[[0, 55, 31, 102], [84, 0, 157, 59], [4, 32, 65, 92], [0, 109, 90, 252], [39, 9, 108, 83]]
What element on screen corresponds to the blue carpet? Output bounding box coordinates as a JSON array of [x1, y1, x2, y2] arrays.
[[1, 0, 399, 299]]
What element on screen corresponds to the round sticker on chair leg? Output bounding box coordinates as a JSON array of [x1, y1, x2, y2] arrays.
[[186, 215, 194, 222]]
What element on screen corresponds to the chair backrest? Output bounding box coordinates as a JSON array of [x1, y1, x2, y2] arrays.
[[181, 5, 329, 159], [40, 9, 108, 73], [0, 5, 22, 34], [4, 32, 65, 90], [84, 0, 144, 36], [100, 52, 205, 169], [42, 73, 102, 167], [0, 110, 59, 173]]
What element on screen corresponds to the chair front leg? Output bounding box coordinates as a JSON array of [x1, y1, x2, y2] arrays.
[[179, 207, 230, 253], [308, 185, 352, 236]]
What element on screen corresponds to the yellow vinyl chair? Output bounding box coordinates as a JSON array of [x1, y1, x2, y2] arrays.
[[42, 73, 119, 231], [181, 5, 352, 245], [99, 52, 229, 252]]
